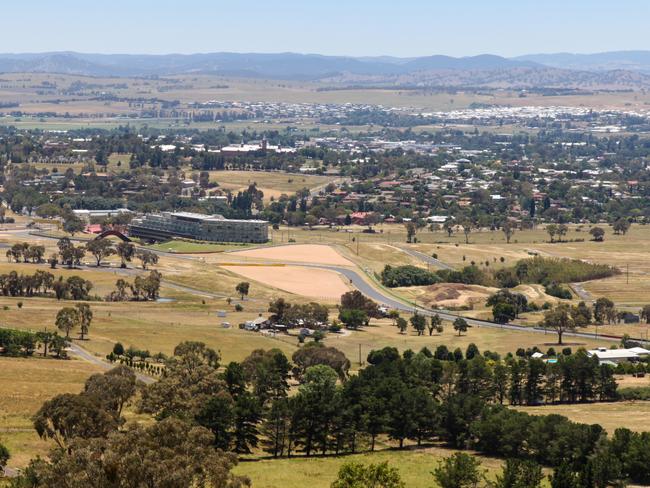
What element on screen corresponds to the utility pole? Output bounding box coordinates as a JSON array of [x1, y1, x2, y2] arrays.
[[356, 236, 359, 255], [358, 343, 362, 366]]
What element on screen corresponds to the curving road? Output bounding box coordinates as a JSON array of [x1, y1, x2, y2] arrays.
[[300, 263, 630, 344], [1, 229, 618, 344], [67, 342, 156, 384]]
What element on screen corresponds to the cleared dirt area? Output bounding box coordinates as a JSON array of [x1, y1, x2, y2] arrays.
[[221, 264, 350, 300], [230, 244, 353, 266], [397, 283, 499, 308], [395, 283, 559, 314]]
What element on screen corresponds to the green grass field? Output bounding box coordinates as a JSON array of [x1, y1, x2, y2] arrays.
[[146, 240, 259, 253], [234, 447, 517, 488]]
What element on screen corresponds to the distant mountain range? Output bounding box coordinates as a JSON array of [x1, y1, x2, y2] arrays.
[[3, 51, 650, 89], [516, 51, 650, 73], [0, 52, 539, 78]]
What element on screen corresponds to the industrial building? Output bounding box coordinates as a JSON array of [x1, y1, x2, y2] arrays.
[[128, 212, 268, 244]]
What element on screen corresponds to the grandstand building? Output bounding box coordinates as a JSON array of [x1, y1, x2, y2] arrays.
[[128, 212, 268, 244]]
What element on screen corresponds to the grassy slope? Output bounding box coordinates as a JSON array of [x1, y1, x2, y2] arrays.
[[0, 357, 103, 468], [234, 447, 555, 488]]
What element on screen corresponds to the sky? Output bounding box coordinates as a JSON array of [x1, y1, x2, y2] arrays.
[[2, 0, 649, 57]]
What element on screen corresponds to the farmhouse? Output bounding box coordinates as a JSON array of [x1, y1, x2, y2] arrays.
[[129, 211, 269, 244], [587, 347, 650, 365]]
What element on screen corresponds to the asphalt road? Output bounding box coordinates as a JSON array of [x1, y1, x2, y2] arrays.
[[304, 263, 624, 344], [67, 342, 156, 384]]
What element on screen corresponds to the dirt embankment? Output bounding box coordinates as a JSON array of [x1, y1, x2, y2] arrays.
[[398, 282, 559, 309]]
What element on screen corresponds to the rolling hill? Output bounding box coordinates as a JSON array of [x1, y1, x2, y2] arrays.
[[1, 51, 650, 89]]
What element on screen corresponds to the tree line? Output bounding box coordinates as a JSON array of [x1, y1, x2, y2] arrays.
[[0, 328, 67, 358], [141, 342, 615, 461], [380, 256, 619, 291]]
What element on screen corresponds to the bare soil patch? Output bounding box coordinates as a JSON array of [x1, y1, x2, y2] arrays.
[[231, 244, 352, 266], [398, 283, 498, 308], [222, 264, 350, 300]]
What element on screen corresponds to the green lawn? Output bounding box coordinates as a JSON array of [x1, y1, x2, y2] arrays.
[[234, 447, 544, 488], [146, 240, 259, 253]]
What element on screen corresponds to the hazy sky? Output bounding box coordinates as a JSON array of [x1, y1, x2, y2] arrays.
[[2, 0, 648, 57]]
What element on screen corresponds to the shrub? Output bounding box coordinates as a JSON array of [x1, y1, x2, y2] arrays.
[[618, 387, 650, 401], [544, 283, 573, 300], [380, 265, 441, 288], [436, 265, 492, 287]]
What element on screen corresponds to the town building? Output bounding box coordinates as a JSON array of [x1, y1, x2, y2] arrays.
[[128, 211, 268, 244], [73, 208, 132, 222]]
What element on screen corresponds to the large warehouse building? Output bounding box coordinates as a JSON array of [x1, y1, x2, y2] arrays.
[[128, 212, 269, 243]]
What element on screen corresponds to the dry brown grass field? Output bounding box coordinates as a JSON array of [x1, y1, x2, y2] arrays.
[[514, 399, 650, 435], [0, 357, 103, 467], [3, 73, 650, 135], [209, 170, 331, 201]]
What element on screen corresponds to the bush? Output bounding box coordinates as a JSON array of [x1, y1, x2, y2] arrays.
[[618, 387, 650, 401], [328, 323, 342, 333], [0, 328, 37, 356], [436, 265, 492, 286], [544, 283, 573, 299], [380, 265, 441, 288]]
